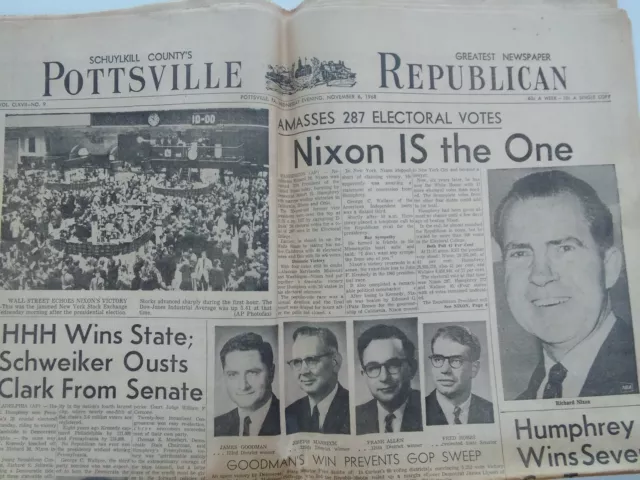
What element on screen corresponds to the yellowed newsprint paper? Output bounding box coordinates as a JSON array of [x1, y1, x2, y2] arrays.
[[1, 0, 639, 479]]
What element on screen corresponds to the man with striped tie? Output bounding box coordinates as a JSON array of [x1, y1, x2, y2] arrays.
[[355, 324, 423, 435], [285, 326, 350, 435], [425, 326, 494, 426], [494, 170, 638, 399], [214, 333, 280, 437]]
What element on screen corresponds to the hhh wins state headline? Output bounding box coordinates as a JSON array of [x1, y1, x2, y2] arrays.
[[0, 323, 204, 402]]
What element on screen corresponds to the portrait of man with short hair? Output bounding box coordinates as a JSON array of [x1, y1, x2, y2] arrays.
[[284, 322, 350, 435], [489, 166, 638, 400], [354, 319, 423, 435], [424, 323, 494, 425], [214, 327, 280, 436]]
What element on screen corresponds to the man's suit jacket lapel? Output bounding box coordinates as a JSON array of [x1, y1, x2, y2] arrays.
[[468, 394, 494, 424], [468, 396, 482, 423], [356, 399, 378, 434], [297, 397, 312, 432], [258, 395, 281, 436], [580, 319, 639, 397], [517, 361, 545, 400], [217, 408, 240, 436], [229, 409, 240, 435], [322, 383, 350, 434], [400, 390, 423, 432], [425, 390, 449, 426]]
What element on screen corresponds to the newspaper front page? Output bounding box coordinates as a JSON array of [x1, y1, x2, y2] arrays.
[[0, 1, 639, 479]]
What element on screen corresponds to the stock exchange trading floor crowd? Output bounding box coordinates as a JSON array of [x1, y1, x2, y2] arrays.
[[0, 170, 269, 291]]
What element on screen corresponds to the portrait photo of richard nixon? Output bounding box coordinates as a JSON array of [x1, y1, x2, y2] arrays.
[[489, 166, 638, 400]]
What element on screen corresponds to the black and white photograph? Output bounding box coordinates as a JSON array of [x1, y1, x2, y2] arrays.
[[353, 318, 422, 435], [423, 322, 494, 426], [283, 321, 350, 435], [489, 166, 638, 400], [0, 108, 269, 291], [213, 325, 280, 437]]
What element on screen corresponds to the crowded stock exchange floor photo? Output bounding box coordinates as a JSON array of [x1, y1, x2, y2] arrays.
[[0, 108, 269, 291]]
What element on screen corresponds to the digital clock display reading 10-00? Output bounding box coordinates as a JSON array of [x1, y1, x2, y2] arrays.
[[191, 113, 217, 125]]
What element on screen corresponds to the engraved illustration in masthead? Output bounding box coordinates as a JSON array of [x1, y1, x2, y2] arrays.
[[266, 57, 356, 95]]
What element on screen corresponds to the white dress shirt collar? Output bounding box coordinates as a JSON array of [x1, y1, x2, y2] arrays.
[[436, 390, 472, 425], [377, 398, 408, 433], [537, 311, 616, 399], [309, 382, 339, 429], [238, 394, 273, 436]]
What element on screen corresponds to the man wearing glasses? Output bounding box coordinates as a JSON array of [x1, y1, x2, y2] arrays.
[[214, 332, 280, 437], [355, 324, 423, 435], [285, 325, 350, 434], [425, 325, 494, 425]]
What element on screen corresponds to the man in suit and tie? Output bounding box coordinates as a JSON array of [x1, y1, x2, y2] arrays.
[[425, 325, 494, 425], [214, 333, 280, 436], [285, 326, 350, 434], [494, 170, 638, 399], [355, 324, 423, 435]]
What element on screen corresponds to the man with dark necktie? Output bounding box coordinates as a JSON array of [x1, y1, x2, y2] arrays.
[[425, 326, 494, 426], [214, 333, 280, 437], [494, 170, 638, 399], [355, 324, 423, 435], [285, 326, 350, 435]]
